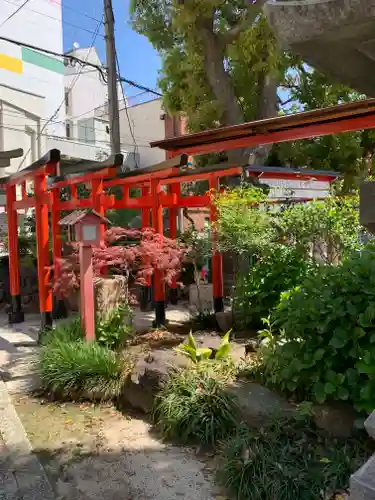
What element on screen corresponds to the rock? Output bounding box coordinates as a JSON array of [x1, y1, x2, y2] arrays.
[[120, 349, 189, 413], [228, 381, 294, 426], [215, 311, 233, 333], [313, 402, 357, 438], [244, 340, 258, 356], [365, 411, 375, 440], [350, 454, 375, 500], [95, 276, 128, 316]]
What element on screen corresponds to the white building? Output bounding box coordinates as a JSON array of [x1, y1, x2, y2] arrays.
[[0, 0, 65, 172], [118, 97, 169, 168], [58, 45, 114, 162], [0, 0, 167, 173]]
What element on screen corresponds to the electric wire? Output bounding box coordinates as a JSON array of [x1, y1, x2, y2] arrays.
[[16, 14, 104, 170], [0, 124, 153, 149], [115, 50, 139, 168], [0, 0, 32, 28], [0, 35, 162, 96], [2, 0, 105, 38]]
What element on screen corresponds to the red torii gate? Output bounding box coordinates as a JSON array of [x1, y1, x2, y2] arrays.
[[4, 98, 375, 330]]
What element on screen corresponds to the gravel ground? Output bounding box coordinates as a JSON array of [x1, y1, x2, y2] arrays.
[[13, 397, 220, 500]]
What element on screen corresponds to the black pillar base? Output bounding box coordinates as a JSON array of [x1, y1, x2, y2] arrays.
[[140, 286, 153, 312], [169, 288, 178, 305], [40, 311, 53, 332], [52, 297, 68, 320], [8, 295, 24, 324], [153, 301, 166, 328], [214, 296, 224, 313]]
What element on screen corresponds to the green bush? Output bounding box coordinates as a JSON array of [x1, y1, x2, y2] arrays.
[[41, 304, 133, 351], [153, 365, 240, 445], [96, 303, 134, 350], [39, 340, 133, 400], [260, 249, 375, 413], [233, 245, 315, 329], [40, 315, 84, 345], [217, 417, 372, 500]]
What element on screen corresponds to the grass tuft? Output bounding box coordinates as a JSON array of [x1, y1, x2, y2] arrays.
[[39, 340, 133, 400], [153, 364, 240, 445], [40, 315, 84, 345], [217, 417, 373, 500]]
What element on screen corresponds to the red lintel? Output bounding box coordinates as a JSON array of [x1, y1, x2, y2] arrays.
[[165, 114, 375, 156], [7, 163, 56, 186], [103, 167, 178, 188], [52, 167, 116, 190]]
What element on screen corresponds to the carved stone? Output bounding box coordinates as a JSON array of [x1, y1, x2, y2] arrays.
[[264, 0, 375, 97]]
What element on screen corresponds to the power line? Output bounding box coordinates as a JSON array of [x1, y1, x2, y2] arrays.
[[17, 15, 104, 170], [47, 0, 102, 23], [3, 0, 105, 38], [0, 0, 31, 28], [0, 35, 162, 97], [115, 50, 139, 167], [0, 123, 153, 149]]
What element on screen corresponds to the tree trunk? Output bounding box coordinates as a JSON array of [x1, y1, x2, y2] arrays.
[[251, 71, 279, 165], [198, 19, 279, 166], [199, 24, 245, 126]]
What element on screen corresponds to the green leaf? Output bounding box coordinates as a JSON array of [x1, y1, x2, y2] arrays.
[[314, 348, 325, 361], [215, 343, 230, 360], [187, 331, 197, 349], [313, 382, 327, 404], [196, 348, 212, 360], [329, 337, 347, 349], [337, 386, 349, 400], [324, 382, 336, 395], [175, 345, 197, 363]]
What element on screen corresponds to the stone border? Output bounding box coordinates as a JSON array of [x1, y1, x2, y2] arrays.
[[0, 378, 55, 500]]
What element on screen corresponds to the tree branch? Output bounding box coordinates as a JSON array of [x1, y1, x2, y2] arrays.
[[221, 0, 265, 47]]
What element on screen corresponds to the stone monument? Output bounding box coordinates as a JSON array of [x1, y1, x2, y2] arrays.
[[264, 0, 375, 97]]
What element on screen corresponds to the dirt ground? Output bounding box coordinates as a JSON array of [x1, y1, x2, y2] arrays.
[[13, 395, 223, 500]]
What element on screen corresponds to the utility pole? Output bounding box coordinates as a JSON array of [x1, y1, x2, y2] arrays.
[[104, 0, 121, 154]]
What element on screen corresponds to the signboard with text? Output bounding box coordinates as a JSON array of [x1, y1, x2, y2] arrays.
[[265, 178, 331, 200]]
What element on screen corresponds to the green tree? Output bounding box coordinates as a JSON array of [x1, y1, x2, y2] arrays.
[[272, 66, 375, 190], [130, 2, 375, 182], [130, 0, 291, 163]]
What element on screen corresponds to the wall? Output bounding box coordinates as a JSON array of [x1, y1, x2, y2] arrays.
[[0, 0, 65, 171], [64, 47, 108, 124], [119, 98, 166, 168]]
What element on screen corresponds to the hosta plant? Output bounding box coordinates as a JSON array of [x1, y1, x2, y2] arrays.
[[175, 330, 231, 363]]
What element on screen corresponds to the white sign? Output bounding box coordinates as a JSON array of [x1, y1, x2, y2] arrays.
[[82, 225, 97, 241], [264, 178, 331, 199]]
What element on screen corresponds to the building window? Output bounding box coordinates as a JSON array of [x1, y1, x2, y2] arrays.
[[64, 89, 70, 114], [66, 120, 72, 139]]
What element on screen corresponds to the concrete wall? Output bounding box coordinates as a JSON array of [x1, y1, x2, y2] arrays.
[[119, 98, 166, 168], [64, 47, 108, 123]]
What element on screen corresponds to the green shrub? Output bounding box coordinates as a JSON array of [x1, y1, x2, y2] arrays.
[[153, 365, 240, 445], [175, 331, 231, 363], [96, 303, 133, 350], [39, 340, 133, 400], [233, 245, 315, 329], [42, 304, 133, 351], [217, 417, 372, 500], [260, 249, 375, 413], [40, 315, 84, 345]]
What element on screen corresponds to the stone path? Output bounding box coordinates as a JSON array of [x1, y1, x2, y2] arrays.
[[0, 312, 219, 500]]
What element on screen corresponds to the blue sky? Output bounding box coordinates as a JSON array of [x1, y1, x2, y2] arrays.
[[62, 0, 162, 99]]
